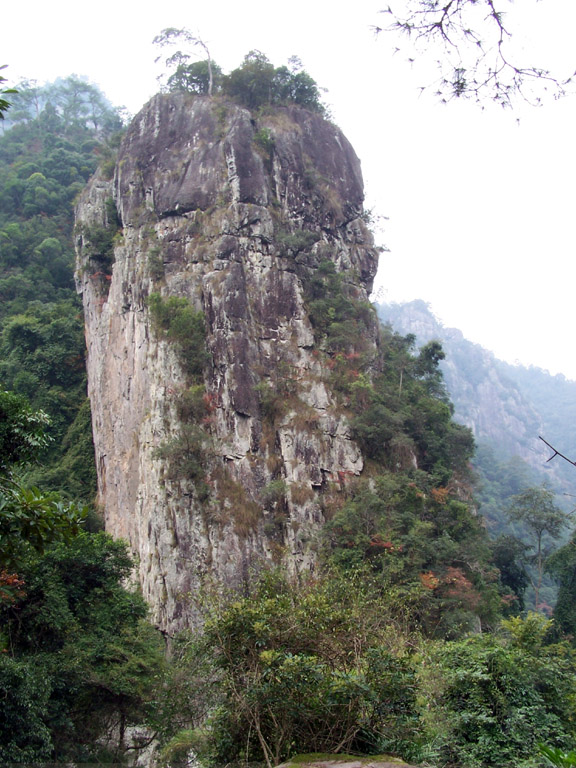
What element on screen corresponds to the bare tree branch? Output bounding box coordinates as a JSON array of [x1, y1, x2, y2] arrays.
[[376, 1, 574, 106], [153, 28, 215, 96], [539, 436, 576, 468]]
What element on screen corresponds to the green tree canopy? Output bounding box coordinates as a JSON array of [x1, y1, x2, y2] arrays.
[[0, 389, 50, 474], [0, 65, 17, 120], [420, 613, 576, 766], [223, 51, 325, 111], [153, 34, 326, 112], [169, 569, 419, 768], [548, 533, 576, 639], [0, 390, 85, 572], [0, 532, 166, 762], [0, 76, 118, 503]]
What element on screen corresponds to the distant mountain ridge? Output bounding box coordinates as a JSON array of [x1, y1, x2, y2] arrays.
[[376, 300, 576, 498]]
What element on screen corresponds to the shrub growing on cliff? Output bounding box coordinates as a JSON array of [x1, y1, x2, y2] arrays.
[[148, 292, 209, 380], [305, 259, 376, 360], [79, 198, 121, 275], [154, 423, 211, 497], [321, 472, 499, 638], [222, 51, 325, 112], [154, 35, 326, 113], [347, 328, 475, 482]]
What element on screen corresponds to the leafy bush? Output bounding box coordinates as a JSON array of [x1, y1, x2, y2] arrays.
[[80, 199, 121, 272], [147, 245, 165, 281], [261, 478, 287, 506], [276, 227, 321, 257], [255, 379, 289, 422], [420, 614, 576, 767], [305, 260, 377, 360], [171, 569, 420, 768], [154, 424, 210, 494], [148, 292, 209, 380], [322, 472, 498, 637], [0, 532, 166, 762], [539, 744, 576, 768], [0, 390, 86, 570], [222, 51, 325, 113], [253, 126, 275, 165], [0, 389, 51, 473], [0, 656, 53, 762]]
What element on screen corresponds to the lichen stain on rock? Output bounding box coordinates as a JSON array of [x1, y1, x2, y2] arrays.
[[76, 93, 380, 633]]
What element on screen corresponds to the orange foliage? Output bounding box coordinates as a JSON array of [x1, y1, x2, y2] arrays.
[[367, 534, 402, 554], [0, 571, 25, 604], [203, 391, 218, 413], [431, 487, 450, 505], [441, 566, 481, 611], [420, 571, 440, 590]]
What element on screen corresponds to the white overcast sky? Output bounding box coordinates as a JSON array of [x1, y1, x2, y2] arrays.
[[4, 0, 576, 378]]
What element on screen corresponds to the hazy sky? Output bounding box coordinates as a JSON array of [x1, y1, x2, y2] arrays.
[[4, 0, 576, 378]]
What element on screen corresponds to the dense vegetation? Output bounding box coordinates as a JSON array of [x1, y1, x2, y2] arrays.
[[376, 299, 576, 613], [1, 76, 576, 767], [0, 76, 122, 503], [0, 392, 167, 762], [162, 575, 576, 768], [0, 85, 170, 760], [153, 31, 326, 113]]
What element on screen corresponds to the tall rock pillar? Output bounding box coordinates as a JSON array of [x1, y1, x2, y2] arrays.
[[76, 94, 380, 632]]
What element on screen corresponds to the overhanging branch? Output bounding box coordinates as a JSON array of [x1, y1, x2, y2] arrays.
[[539, 436, 576, 468]]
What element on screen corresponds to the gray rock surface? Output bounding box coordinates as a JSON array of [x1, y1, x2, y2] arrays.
[[76, 94, 380, 632]]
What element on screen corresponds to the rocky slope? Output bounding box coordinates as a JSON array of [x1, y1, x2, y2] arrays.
[[76, 93, 380, 632]]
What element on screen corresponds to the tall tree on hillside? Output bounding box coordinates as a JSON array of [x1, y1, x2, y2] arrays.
[[153, 28, 219, 96], [507, 485, 569, 609]]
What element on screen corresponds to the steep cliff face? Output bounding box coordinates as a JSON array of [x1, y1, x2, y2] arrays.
[[76, 94, 379, 632]]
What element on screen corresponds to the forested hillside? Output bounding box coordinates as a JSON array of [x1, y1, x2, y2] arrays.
[[0, 78, 173, 762], [0, 77, 123, 504], [376, 300, 576, 491], [377, 299, 576, 611], [1, 69, 576, 767]]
